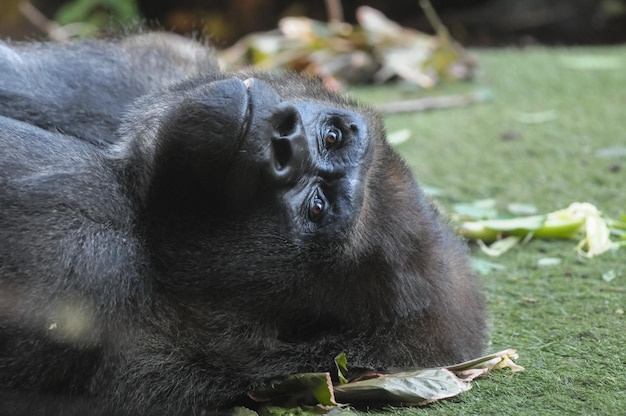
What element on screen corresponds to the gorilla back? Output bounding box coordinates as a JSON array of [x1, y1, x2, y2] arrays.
[[0, 34, 486, 415]]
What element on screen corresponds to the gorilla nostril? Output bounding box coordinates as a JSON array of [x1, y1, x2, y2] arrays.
[[268, 104, 307, 183], [276, 109, 298, 138], [272, 138, 292, 171]]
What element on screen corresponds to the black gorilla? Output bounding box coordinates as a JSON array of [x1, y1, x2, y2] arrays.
[[0, 33, 486, 415]]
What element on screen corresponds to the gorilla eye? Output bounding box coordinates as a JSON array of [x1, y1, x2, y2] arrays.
[[309, 193, 326, 221], [324, 127, 342, 148]]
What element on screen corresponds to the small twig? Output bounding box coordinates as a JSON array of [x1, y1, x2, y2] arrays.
[[19, 0, 69, 41], [377, 90, 491, 114], [324, 0, 344, 24], [419, 0, 450, 39]]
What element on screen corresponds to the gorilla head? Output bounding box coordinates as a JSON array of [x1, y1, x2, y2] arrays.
[[0, 34, 486, 415]]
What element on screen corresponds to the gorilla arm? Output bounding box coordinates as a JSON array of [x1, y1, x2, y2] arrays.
[[0, 33, 217, 145]]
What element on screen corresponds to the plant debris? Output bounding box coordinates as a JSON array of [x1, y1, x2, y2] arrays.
[[243, 350, 522, 414], [219, 2, 476, 90], [454, 201, 626, 257], [377, 89, 491, 114]]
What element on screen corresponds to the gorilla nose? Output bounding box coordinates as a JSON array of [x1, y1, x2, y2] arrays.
[[267, 102, 309, 185], [241, 78, 310, 186]]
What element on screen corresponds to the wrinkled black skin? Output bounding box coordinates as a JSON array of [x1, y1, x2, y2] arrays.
[[0, 34, 487, 415]]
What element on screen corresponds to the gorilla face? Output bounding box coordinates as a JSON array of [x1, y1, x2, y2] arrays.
[[119, 72, 423, 332], [139, 75, 375, 241], [132, 75, 382, 310], [228, 78, 372, 239]]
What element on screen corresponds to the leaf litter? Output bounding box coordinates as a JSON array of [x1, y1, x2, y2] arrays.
[[219, 2, 475, 91], [240, 350, 523, 415], [454, 201, 626, 258]]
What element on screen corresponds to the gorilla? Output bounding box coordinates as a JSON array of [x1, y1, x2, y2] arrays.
[[0, 33, 486, 415]]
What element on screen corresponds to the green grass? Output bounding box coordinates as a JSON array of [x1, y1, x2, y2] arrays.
[[351, 47, 626, 415]]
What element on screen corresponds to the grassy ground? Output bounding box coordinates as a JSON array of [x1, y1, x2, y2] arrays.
[[351, 47, 626, 415]]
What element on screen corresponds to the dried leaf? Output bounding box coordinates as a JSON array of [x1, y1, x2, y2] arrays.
[[453, 199, 498, 220], [515, 110, 558, 124], [219, 5, 474, 88], [250, 350, 523, 410], [537, 257, 562, 267], [446, 349, 525, 376], [566, 202, 615, 257], [477, 236, 520, 257], [595, 146, 626, 159], [559, 55, 622, 70], [602, 270, 618, 282], [334, 368, 471, 405], [470, 258, 506, 275], [386, 129, 412, 145]]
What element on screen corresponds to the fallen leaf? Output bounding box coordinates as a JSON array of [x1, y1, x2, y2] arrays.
[[334, 368, 471, 405], [386, 129, 412, 145], [446, 349, 525, 375], [507, 203, 538, 216], [602, 270, 617, 282], [220, 5, 475, 89], [455, 202, 622, 258], [470, 258, 506, 275], [595, 146, 626, 159], [250, 350, 523, 410], [453, 199, 498, 220], [251, 372, 337, 407], [515, 110, 557, 124], [537, 257, 562, 267], [559, 55, 622, 70], [334, 353, 349, 385], [477, 236, 521, 257]]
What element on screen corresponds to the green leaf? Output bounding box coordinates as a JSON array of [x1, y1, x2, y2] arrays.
[[457, 202, 625, 257], [231, 407, 259, 416], [334, 353, 349, 384], [477, 215, 547, 233], [251, 373, 337, 407], [261, 405, 341, 416]]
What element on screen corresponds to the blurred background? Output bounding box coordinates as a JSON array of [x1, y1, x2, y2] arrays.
[[2, 0, 626, 46]]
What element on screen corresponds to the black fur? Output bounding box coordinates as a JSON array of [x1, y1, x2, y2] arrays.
[[0, 33, 486, 415], [0, 33, 216, 145]]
